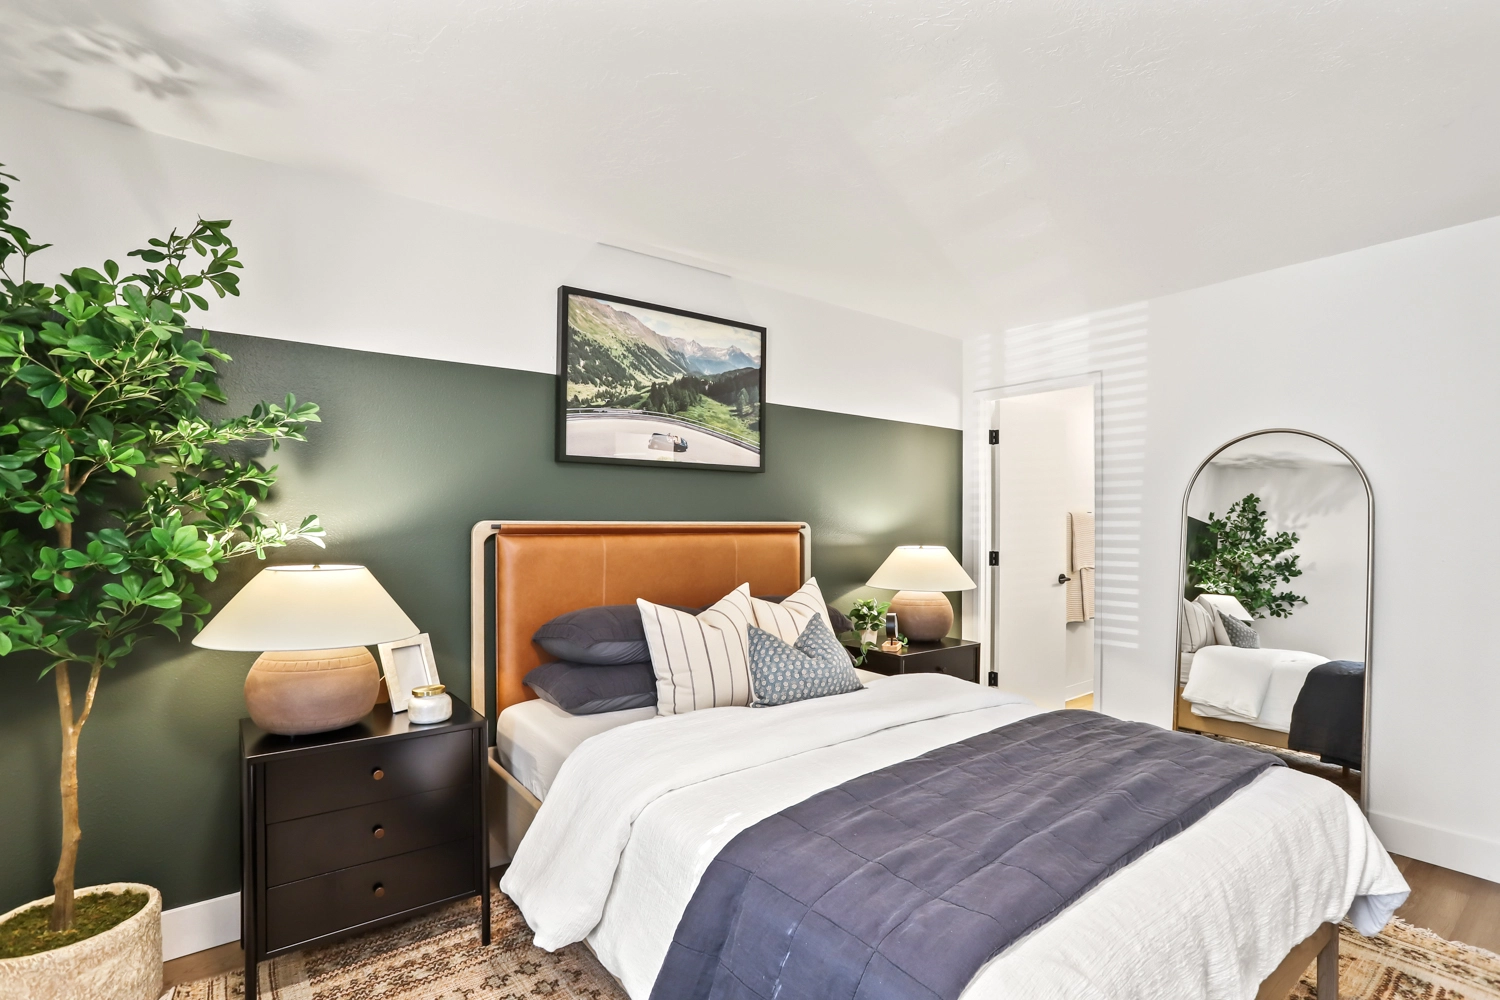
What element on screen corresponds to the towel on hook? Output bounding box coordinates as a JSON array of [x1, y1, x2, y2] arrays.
[[1066, 510, 1095, 623]]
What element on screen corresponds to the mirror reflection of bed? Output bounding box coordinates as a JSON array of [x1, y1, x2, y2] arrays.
[[1175, 430, 1372, 803]]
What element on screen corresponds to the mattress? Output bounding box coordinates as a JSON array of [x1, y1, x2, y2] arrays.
[[497, 667, 889, 800]]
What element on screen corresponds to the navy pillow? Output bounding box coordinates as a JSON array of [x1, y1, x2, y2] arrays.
[[533, 604, 690, 665], [523, 660, 657, 715]]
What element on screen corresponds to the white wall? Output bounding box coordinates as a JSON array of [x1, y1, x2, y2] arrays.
[[964, 213, 1500, 882], [1189, 460, 1368, 661], [0, 97, 961, 430]]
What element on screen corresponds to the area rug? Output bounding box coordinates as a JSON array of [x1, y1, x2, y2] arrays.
[[1292, 917, 1500, 999], [173, 891, 1500, 999], [170, 890, 624, 1000]]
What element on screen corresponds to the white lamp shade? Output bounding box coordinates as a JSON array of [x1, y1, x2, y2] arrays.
[[193, 565, 418, 651], [867, 546, 976, 592], [1196, 592, 1254, 623]]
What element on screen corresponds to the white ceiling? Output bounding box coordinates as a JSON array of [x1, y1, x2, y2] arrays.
[[4, 0, 1499, 337]]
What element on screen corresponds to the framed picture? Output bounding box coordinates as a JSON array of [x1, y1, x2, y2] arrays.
[[556, 286, 767, 472], [377, 633, 440, 712]]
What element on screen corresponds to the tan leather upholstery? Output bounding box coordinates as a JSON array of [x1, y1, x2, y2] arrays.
[[494, 523, 805, 711]]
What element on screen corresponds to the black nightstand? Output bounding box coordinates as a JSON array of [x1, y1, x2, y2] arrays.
[[239, 700, 489, 999], [843, 633, 982, 684]]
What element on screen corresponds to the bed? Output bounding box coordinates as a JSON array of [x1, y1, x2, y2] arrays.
[[471, 521, 1407, 1000], [1178, 636, 1366, 769]]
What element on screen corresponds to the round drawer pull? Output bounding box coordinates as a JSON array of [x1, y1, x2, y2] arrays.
[[372, 825, 385, 839], [373, 883, 386, 898], [371, 768, 385, 781]]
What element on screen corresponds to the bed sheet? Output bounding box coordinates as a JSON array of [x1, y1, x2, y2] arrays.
[[497, 667, 888, 800]]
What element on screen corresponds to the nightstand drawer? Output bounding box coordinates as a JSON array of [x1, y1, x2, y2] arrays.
[[264, 729, 472, 822], [265, 839, 474, 952], [266, 784, 474, 886]]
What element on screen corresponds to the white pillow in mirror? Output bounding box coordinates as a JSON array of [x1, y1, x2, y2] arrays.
[[1195, 592, 1253, 622], [1180, 598, 1217, 652], [1195, 593, 1253, 645]]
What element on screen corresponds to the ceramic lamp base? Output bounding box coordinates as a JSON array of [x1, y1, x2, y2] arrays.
[[244, 646, 379, 735], [888, 590, 954, 642]]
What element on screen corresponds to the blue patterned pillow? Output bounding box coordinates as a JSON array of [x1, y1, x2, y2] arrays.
[[748, 613, 864, 708], [1218, 610, 1261, 649]]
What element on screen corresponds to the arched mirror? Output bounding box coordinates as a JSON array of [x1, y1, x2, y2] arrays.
[[1174, 430, 1373, 808]]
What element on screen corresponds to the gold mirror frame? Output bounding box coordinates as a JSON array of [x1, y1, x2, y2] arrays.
[[1173, 428, 1374, 813]]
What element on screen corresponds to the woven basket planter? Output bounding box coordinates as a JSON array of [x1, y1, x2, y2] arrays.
[[0, 883, 162, 1000]]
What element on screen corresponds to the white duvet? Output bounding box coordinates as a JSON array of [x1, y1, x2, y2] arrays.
[[501, 674, 1408, 1000], [1183, 645, 1329, 728]]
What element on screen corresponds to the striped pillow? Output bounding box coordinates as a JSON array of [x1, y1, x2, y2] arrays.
[[749, 578, 832, 643], [1180, 598, 1217, 652], [637, 584, 756, 715]]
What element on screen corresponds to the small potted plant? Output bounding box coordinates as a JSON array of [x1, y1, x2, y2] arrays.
[[846, 598, 890, 648]]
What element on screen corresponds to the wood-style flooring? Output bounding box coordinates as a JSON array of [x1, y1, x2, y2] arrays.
[[1392, 854, 1500, 955]]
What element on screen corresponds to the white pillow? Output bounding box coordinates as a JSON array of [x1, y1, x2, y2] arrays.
[[1195, 593, 1252, 646], [1180, 598, 1217, 653], [749, 577, 832, 644], [637, 584, 756, 716]]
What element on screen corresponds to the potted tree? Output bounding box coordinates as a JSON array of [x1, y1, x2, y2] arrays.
[[0, 166, 323, 999]]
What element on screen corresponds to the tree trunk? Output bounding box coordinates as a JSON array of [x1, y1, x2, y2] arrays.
[[50, 662, 79, 932], [48, 657, 101, 933]]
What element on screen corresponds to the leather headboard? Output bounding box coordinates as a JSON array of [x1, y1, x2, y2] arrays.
[[470, 521, 808, 714]]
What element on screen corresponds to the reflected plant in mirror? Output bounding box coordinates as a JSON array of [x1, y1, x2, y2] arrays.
[[1187, 493, 1306, 619]]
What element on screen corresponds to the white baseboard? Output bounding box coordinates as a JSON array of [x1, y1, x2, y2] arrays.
[[161, 892, 240, 961], [1368, 810, 1500, 884], [1063, 682, 1093, 702]]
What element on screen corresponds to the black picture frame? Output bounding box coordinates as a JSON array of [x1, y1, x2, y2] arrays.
[[555, 286, 767, 473]]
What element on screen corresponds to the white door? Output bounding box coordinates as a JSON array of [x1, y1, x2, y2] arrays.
[[992, 385, 1096, 709]]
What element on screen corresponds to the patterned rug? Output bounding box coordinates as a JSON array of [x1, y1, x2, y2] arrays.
[[173, 891, 1500, 999], [1292, 918, 1500, 999]]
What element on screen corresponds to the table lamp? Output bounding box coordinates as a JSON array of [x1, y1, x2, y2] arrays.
[[194, 564, 418, 735], [866, 546, 977, 642]]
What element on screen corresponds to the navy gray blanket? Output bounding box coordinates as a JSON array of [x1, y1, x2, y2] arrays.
[[651, 710, 1282, 1000], [1288, 660, 1365, 770]]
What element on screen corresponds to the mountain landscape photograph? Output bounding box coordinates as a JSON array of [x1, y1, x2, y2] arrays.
[[559, 291, 765, 469]]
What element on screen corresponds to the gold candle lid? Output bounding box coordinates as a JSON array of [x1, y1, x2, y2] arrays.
[[410, 684, 446, 698]]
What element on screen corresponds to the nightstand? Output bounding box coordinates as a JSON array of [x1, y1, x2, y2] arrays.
[[240, 700, 489, 999], [843, 633, 982, 684]]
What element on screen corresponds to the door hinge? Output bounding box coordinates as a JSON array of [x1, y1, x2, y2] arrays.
[[987, 551, 999, 566], [988, 429, 998, 445]]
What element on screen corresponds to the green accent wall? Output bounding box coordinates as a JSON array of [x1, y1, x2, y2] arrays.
[[0, 331, 960, 912]]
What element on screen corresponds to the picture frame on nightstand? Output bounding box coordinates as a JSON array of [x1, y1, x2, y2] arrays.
[[378, 633, 440, 711]]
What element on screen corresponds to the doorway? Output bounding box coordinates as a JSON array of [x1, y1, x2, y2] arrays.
[[990, 381, 1099, 710]]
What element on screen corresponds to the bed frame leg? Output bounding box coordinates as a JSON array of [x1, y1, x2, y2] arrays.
[[1317, 925, 1339, 999]]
